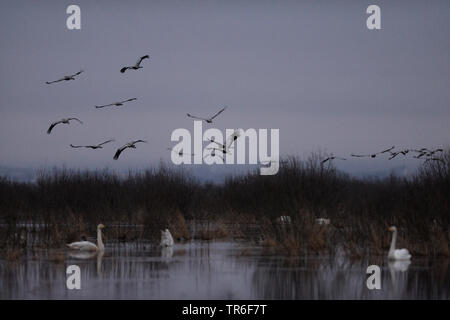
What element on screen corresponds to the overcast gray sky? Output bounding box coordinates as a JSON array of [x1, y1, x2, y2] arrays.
[[0, 0, 449, 179]]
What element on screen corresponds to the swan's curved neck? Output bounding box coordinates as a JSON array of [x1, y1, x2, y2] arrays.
[[97, 228, 104, 251], [389, 229, 397, 252]]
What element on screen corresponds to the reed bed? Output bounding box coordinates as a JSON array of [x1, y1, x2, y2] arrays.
[[0, 151, 448, 258]]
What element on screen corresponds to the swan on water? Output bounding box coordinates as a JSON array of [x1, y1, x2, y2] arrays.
[[160, 229, 174, 247], [66, 224, 105, 251], [388, 226, 411, 260]]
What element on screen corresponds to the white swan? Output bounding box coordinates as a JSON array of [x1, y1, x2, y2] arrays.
[[316, 218, 330, 225], [161, 246, 174, 258], [67, 224, 105, 251], [388, 226, 411, 260], [160, 229, 174, 247], [276, 216, 291, 224]]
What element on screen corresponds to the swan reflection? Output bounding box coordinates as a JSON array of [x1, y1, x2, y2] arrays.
[[161, 246, 174, 259]]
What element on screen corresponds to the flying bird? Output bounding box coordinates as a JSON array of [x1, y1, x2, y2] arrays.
[[412, 149, 428, 159], [322, 156, 347, 164], [428, 148, 443, 155], [187, 106, 227, 124], [206, 147, 231, 156], [351, 146, 395, 158], [389, 151, 402, 160], [207, 129, 241, 153], [120, 55, 149, 73], [46, 70, 83, 84], [206, 140, 232, 154], [70, 139, 115, 149], [412, 148, 443, 159], [203, 148, 224, 161], [380, 146, 396, 154], [113, 140, 147, 160], [167, 148, 194, 156], [412, 148, 429, 153], [95, 98, 137, 109], [47, 118, 83, 134], [388, 149, 410, 160]]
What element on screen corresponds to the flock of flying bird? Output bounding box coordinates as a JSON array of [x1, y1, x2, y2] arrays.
[[45, 54, 235, 161], [321, 146, 444, 164], [45, 55, 443, 165]]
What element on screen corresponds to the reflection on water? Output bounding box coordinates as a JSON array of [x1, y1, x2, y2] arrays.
[[0, 241, 448, 299]]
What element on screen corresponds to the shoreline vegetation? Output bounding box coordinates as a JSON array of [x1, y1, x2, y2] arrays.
[[0, 151, 449, 260]]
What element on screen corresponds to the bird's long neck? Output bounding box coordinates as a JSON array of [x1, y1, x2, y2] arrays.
[[389, 230, 397, 252], [97, 228, 104, 251]]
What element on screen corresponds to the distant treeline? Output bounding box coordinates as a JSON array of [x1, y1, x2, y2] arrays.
[[0, 151, 449, 257]]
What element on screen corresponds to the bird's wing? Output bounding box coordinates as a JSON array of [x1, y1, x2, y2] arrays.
[[98, 139, 115, 146], [322, 158, 330, 163], [46, 78, 63, 84], [210, 106, 227, 120], [187, 113, 208, 121], [95, 103, 114, 108], [47, 121, 61, 134], [380, 146, 395, 153], [429, 149, 443, 155], [123, 98, 137, 103], [394, 249, 411, 260], [71, 70, 84, 77], [351, 154, 369, 158], [416, 153, 426, 158], [211, 140, 225, 148], [136, 55, 149, 67], [68, 118, 83, 124], [131, 139, 147, 145], [389, 153, 400, 160], [70, 144, 84, 148], [67, 241, 98, 251], [113, 146, 127, 160], [226, 130, 241, 149], [120, 67, 129, 73]]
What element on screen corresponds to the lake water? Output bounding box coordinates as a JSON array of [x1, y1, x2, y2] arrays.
[[0, 241, 448, 299]]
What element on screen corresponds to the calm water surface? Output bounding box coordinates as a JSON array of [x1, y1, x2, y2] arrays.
[[0, 241, 448, 299]]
